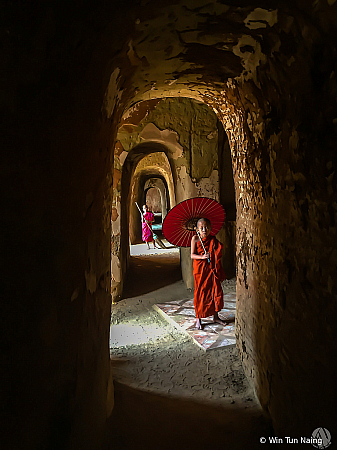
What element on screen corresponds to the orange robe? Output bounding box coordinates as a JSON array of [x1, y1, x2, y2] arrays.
[[193, 235, 226, 319]]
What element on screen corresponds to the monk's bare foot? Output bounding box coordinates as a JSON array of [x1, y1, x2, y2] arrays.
[[213, 313, 228, 326], [196, 319, 204, 330]]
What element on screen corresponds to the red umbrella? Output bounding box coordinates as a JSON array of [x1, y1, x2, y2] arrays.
[[162, 197, 225, 247]]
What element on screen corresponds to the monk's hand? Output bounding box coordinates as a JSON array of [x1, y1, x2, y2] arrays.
[[202, 252, 210, 260]]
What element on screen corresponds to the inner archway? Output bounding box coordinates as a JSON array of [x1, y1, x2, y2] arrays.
[[123, 145, 181, 297], [145, 186, 161, 211], [144, 177, 169, 228], [114, 97, 236, 292], [128, 151, 174, 245]]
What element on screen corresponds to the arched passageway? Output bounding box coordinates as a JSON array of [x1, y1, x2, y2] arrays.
[[127, 151, 174, 245], [145, 177, 168, 221], [145, 185, 161, 212], [113, 141, 177, 297], [120, 140, 182, 303], [115, 97, 235, 291], [3, 2, 337, 449]]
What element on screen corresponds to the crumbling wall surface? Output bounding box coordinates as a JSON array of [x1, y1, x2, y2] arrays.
[[230, 7, 337, 436], [218, 125, 237, 277], [117, 98, 220, 203]]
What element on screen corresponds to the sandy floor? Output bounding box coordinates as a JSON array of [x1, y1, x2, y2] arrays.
[[108, 247, 272, 448]]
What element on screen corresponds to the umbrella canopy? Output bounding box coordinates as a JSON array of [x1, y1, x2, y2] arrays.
[[162, 197, 225, 247]]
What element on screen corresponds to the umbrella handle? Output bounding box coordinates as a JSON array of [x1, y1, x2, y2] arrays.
[[196, 230, 210, 263]]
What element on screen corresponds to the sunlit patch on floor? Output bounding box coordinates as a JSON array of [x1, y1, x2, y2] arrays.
[[109, 277, 262, 415], [110, 322, 171, 347], [130, 240, 179, 256], [153, 292, 236, 351]]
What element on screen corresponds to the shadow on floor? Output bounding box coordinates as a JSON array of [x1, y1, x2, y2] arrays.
[[122, 253, 182, 298], [112, 252, 274, 449], [105, 380, 273, 450]]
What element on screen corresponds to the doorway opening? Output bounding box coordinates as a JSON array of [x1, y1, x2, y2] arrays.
[[110, 97, 247, 406], [121, 146, 180, 298]]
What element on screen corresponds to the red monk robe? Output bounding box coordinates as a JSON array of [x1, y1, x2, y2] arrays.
[[193, 235, 226, 318]]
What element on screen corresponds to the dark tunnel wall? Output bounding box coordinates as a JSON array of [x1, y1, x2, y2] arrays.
[[1, 1, 337, 448], [218, 120, 237, 277]]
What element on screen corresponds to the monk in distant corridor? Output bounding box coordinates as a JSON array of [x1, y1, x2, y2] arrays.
[[190, 218, 227, 330], [141, 204, 156, 249]]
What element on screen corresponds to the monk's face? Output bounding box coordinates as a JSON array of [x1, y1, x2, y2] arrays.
[[197, 220, 211, 238]]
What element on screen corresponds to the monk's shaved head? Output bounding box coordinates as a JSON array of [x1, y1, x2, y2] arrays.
[[196, 217, 211, 228]]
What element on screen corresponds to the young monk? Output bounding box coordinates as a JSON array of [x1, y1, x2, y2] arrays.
[[190, 218, 227, 330], [141, 204, 157, 249]]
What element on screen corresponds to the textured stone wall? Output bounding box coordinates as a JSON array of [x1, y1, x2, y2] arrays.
[[2, 1, 337, 448], [218, 121, 237, 278]]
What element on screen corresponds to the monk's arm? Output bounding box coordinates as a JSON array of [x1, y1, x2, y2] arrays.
[[191, 235, 209, 260]]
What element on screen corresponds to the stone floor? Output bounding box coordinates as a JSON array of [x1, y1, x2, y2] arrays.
[[109, 249, 273, 448], [109, 274, 253, 409], [154, 292, 236, 351], [129, 239, 178, 256]]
